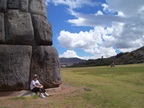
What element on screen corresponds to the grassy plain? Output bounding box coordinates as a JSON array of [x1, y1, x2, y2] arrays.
[[0, 64, 144, 108]]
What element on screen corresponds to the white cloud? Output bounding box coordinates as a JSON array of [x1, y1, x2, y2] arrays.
[[47, 0, 144, 59], [46, 0, 98, 9], [59, 50, 79, 58], [117, 11, 125, 17], [58, 27, 111, 49], [66, 0, 144, 49], [106, 0, 144, 16], [59, 50, 98, 60], [58, 26, 117, 59], [67, 9, 126, 27], [102, 4, 109, 11], [59, 47, 117, 59], [95, 10, 103, 15]]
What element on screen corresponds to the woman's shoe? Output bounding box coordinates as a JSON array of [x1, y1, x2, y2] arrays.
[[40, 93, 45, 98], [44, 92, 49, 97]]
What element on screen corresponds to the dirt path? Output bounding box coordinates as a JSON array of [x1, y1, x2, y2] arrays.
[[0, 84, 84, 99]]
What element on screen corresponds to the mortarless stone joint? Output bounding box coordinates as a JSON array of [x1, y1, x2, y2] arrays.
[[0, 0, 61, 91]]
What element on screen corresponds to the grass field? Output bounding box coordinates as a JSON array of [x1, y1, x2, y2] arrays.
[[0, 64, 144, 108]]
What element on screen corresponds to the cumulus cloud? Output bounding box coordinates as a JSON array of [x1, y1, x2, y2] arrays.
[[64, 0, 144, 49], [67, 11, 126, 27], [58, 27, 110, 49], [46, 0, 98, 9], [59, 50, 79, 58], [47, 0, 144, 59], [58, 26, 117, 58], [59, 50, 100, 60], [106, 0, 144, 16], [95, 10, 103, 15]]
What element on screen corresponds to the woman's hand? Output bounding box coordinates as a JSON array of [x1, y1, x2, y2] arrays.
[[34, 83, 43, 88], [39, 85, 43, 88]]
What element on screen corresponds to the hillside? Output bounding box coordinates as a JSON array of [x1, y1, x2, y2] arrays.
[[115, 46, 144, 64], [60, 57, 85, 67], [64, 46, 144, 67]]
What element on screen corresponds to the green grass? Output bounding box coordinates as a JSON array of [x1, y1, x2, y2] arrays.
[[0, 64, 144, 108], [62, 64, 144, 108], [9, 97, 26, 100], [0, 107, 9, 108]]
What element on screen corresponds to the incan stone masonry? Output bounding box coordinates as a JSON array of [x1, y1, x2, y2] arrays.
[[0, 0, 61, 90]]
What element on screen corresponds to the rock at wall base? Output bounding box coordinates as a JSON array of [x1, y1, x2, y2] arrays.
[[0, 45, 32, 90], [31, 46, 62, 88]]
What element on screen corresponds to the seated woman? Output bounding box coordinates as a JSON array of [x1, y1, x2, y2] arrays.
[[30, 74, 49, 98]]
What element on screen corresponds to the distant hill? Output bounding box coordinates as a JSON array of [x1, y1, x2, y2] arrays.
[[115, 46, 144, 64], [63, 46, 144, 67], [59, 57, 85, 67]]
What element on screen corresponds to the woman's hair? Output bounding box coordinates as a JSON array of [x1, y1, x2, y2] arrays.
[[33, 74, 38, 78]]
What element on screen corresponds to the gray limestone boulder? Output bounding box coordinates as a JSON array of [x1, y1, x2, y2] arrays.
[[0, 0, 7, 12], [29, 0, 47, 17], [7, 0, 20, 9], [31, 46, 61, 88], [5, 10, 34, 45], [0, 13, 5, 43], [20, 0, 29, 12], [0, 45, 32, 91], [32, 15, 52, 45]]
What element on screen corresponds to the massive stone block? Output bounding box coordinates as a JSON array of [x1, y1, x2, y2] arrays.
[[5, 10, 34, 45], [32, 15, 52, 45], [31, 46, 61, 88], [0, 0, 62, 90], [0, 0, 7, 12], [20, 0, 29, 12], [0, 45, 32, 90], [29, 0, 47, 17], [0, 13, 5, 43], [7, 0, 20, 9]]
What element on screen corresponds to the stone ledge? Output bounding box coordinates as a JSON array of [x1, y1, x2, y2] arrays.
[[0, 86, 62, 98], [17, 90, 36, 97], [17, 87, 62, 97]]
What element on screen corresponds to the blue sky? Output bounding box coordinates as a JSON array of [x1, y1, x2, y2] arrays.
[[46, 0, 144, 59]]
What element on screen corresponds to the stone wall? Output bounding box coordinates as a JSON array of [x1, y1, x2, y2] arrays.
[[0, 0, 61, 90]]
